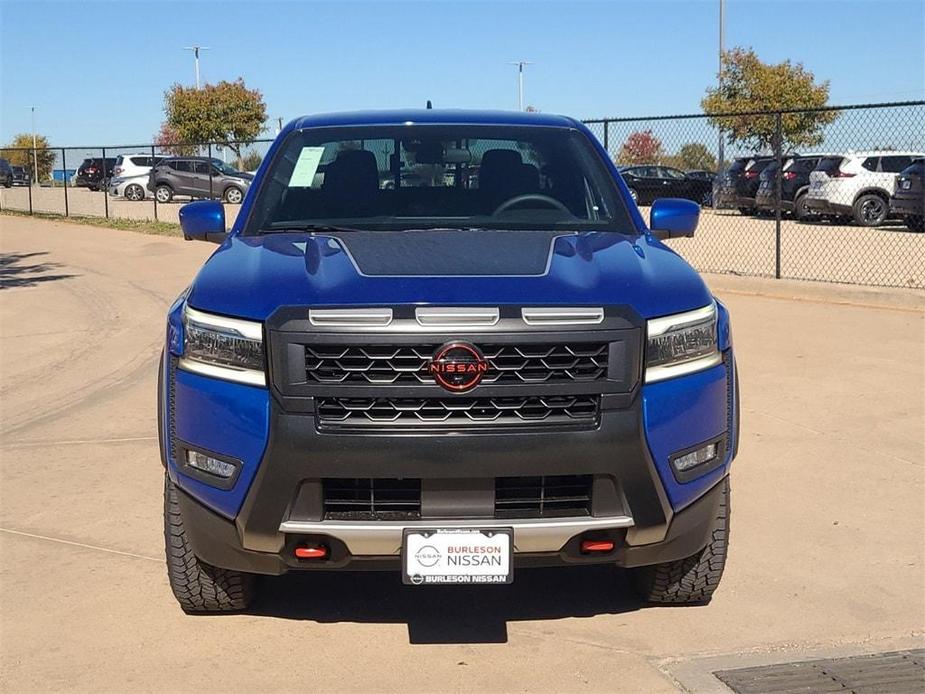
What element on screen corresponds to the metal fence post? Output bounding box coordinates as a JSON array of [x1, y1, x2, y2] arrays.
[[603, 121, 609, 154], [102, 147, 110, 219], [774, 112, 782, 280], [62, 148, 69, 217], [208, 142, 214, 199], [27, 149, 34, 215], [151, 144, 158, 222]]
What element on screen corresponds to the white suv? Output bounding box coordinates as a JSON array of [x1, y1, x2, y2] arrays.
[[109, 154, 166, 201], [805, 151, 925, 226]]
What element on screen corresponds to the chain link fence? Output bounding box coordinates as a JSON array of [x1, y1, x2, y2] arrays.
[[585, 101, 925, 288], [2, 101, 923, 288]]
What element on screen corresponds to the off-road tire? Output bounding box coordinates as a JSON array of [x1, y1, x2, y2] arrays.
[[631, 476, 730, 605], [164, 473, 256, 613]]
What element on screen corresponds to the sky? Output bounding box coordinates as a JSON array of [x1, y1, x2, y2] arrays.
[[1, 0, 923, 147]]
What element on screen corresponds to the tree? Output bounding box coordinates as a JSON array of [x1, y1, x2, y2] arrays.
[[153, 123, 198, 156], [1, 133, 56, 181], [616, 130, 663, 165], [663, 143, 718, 172], [160, 79, 267, 157], [702, 47, 838, 151], [237, 150, 264, 171]]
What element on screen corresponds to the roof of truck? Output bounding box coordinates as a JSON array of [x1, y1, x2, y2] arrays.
[[289, 109, 581, 131]]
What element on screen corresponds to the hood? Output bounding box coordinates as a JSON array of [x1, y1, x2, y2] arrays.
[[186, 229, 712, 321]]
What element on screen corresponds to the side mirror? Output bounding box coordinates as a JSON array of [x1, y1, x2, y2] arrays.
[[649, 198, 699, 240], [179, 200, 227, 243]]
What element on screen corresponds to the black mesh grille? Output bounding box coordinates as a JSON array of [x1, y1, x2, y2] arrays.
[[305, 342, 609, 385], [323, 478, 422, 520], [316, 395, 600, 429], [495, 475, 593, 518]]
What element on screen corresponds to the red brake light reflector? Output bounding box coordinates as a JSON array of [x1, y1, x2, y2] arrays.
[[580, 540, 615, 553], [783, 171, 797, 180], [294, 545, 328, 559]]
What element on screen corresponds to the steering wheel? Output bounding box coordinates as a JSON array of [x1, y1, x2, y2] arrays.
[[493, 193, 571, 216]]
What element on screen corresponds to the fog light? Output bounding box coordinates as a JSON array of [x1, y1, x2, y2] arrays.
[[673, 443, 717, 473], [186, 450, 236, 479]]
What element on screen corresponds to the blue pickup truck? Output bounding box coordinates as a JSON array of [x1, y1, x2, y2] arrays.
[[160, 110, 738, 612]]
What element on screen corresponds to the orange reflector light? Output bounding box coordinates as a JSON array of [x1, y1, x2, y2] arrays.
[[294, 545, 328, 559], [581, 540, 615, 553]]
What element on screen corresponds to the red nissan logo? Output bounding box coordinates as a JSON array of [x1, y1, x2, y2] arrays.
[[428, 341, 489, 392]]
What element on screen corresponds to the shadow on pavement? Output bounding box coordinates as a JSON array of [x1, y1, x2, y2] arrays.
[[251, 564, 646, 644], [0, 252, 76, 289]]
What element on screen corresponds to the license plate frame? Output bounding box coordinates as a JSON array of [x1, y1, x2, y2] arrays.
[[402, 527, 513, 585]]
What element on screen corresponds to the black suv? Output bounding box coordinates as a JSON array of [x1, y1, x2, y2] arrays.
[[733, 156, 774, 213], [11, 166, 30, 186], [618, 165, 714, 206], [891, 158, 924, 232], [75, 157, 117, 191], [713, 157, 751, 210], [0, 158, 12, 188], [147, 157, 253, 204], [754, 154, 829, 220]]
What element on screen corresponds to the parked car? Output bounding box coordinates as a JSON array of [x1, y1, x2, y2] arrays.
[[754, 154, 833, 220], [160, 109, 739, 612], [74, 157, 116, 191], [712, 157, 752, 210], [112, 153, 164, 179], [147, 156, 253, 204], [685, 169, 715, 181], [11, 166, 31, 186], [618, 165, 714, 206], [890, 158, 924, 232], [0, 158, 12, 188], [805, 151, 925, 226], [109, 174, 152, 201], [733, 156, 774, 213]]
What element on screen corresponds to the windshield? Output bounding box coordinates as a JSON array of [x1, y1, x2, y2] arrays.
[[212, 159, 240, 175], [244, 125, 632, 234]]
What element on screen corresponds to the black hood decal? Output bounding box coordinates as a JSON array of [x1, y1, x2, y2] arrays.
[[330, 229, 565, 277]]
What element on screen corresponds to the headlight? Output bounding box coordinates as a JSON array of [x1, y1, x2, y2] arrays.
[[179, 306, 266, 386], [645, 303, 721, 383]]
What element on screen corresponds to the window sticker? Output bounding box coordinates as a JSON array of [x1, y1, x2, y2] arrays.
[[289, 147, 326, 187]]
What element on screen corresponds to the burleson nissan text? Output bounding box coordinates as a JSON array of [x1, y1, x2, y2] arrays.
[[159, 109, 739, 611]]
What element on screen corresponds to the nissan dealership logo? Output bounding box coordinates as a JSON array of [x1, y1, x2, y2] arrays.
[[428, 341, 489, 392]]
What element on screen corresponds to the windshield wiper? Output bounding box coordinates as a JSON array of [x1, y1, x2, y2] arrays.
[[259, 223, 366, 234]]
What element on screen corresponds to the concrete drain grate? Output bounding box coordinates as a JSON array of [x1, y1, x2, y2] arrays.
[[714, 649, 924, 693]]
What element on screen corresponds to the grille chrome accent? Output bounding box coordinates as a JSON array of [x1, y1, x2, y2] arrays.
[[415, 306, 500, 326], [304, 342, 609, 385], [323, 478, 422, 520], [495, 475, 593, 518], [522, 307, 604, 325], [309, 308, 393, 327], [316, 395, 600, 428]]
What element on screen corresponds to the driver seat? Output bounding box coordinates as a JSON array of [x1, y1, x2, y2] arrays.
[[478, 149, 538, 212]]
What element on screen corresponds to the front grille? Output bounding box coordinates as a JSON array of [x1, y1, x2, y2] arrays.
[[495, 475, 593, 518], [305, 342, 609, 385], [323, 478, 422, 520], [316, 395, 600, 429], [321, 476, 593, 521]]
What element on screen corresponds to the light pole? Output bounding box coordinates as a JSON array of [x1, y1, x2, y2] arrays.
[[30, 106, 38, 184], [508, 60, 533, 111], [717, 0, 725, 172], [184, 46, 210, 89]]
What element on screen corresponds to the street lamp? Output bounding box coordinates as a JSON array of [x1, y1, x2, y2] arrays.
[[183, 46, 210, 89], [30, 106, 38, 184], [508, 60, 533, 111]]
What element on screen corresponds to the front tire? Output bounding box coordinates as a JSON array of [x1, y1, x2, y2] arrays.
[[793, 193, 810, 221], [628, 187, 639, 204], [164, 474, 256, 613], [631, 476, 730, 604], [125, 184, 145, 201], [853, 193, 888, 227]]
